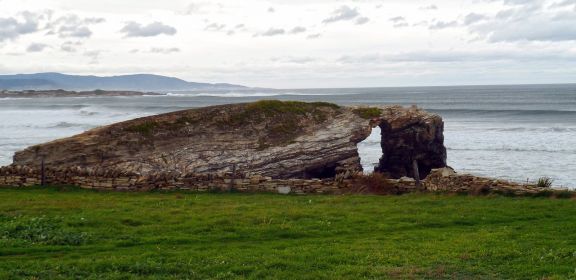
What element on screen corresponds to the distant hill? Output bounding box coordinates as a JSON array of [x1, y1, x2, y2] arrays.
[[0, 73, 248, 91]]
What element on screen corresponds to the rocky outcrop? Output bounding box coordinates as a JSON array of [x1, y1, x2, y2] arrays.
[[375, 106, 447, 179], [12, 101, 447, 179]]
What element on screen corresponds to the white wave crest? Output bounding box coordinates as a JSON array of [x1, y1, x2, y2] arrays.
[[165, 92, 333, 98]]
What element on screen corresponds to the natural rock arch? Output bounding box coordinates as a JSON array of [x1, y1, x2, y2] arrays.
[[12, 101, 446, 180]]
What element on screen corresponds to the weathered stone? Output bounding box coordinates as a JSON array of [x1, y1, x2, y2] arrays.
[[277, 186, 291, 194], [11, 101, 446, 180], [375, 106, 447, 179]]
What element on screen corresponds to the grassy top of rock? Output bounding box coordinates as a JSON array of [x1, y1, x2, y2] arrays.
[[114, 100, 348, 148]]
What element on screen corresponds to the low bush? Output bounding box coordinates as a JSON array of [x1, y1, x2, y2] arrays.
[[353, 107, 383, 119], [126, 122, 157, 136], [536, 177, 554, 188], [355, 172, 400, 195]]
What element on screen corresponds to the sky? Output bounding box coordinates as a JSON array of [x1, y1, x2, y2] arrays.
[[0, 0, 576, 88]]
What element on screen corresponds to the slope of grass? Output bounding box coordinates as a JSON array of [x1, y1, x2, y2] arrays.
[[1, 186, 575, 279]]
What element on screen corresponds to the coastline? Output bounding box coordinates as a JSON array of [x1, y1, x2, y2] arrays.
[[0, 89, 162, 98]]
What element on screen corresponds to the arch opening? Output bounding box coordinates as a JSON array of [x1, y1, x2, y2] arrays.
[[357, 126, 382, 174]]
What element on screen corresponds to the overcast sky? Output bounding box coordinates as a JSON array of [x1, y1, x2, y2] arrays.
[[1, 0, 575, 88]]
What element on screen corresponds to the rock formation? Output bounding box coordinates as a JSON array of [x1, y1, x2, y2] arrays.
[[12, 101, 447, 179], [375, 106, 447, 179]]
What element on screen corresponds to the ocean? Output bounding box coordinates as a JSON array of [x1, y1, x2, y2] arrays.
[[1, 84, 575, 188]]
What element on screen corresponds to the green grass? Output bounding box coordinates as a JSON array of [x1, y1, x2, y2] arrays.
[[1, 186, 575, 279]]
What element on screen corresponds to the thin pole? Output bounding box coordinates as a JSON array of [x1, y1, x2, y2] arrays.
[[412, 159, 421, 188]]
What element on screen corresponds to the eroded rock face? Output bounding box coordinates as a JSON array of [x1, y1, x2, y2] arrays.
[[12, 101, 446, 179], [375, 106, 447, 179]]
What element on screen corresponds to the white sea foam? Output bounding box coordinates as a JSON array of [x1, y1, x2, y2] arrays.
[[166, 92, 333, 98]]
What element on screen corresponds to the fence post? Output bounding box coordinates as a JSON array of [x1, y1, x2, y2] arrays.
[[412, 158, 421, 188]]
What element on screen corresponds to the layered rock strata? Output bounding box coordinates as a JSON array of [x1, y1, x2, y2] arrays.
[[12, 101, 447, 179]]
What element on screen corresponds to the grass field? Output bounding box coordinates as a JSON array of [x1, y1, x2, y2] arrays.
[[1, 186, 575, 279]]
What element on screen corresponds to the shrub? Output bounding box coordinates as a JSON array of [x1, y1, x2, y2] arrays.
[[356, 172, 399, 195], [536, 177, 554, 188], [126, 122, 157, 136], [353, 107, 383, 119]]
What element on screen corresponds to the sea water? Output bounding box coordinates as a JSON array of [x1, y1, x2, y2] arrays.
[[1, 84, 575, 187]]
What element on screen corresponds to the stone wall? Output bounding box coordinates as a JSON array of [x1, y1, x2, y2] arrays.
[[0, 165, 547, 196], [0, 165, 351, 194], [423, 167, 545, 195]]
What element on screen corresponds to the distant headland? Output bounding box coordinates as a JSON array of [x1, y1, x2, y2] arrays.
[[0, 73, 248, 91], [0, 89, 161, 98]]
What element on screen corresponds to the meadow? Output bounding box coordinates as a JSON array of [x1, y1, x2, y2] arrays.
[[1, 186, 575, 279]]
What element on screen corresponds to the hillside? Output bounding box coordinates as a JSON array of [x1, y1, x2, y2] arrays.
[[0, 72, 248, 91]]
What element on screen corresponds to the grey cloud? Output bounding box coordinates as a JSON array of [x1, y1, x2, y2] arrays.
[[120, 21, 177, 38], [268, 7, 275, 13], [271, 56, 316, 64], [429, 20, 458, 30], [255, 26, 310, 37], [149, 47, 180, 54], [464, 13, 487, 25], [290, 26, 307, 34], [50, 14, 105, 38], [468, 3, 576, 42], [59, 25, 92, 38], [60, 41, 81, 52], [549, 0, 576, 8], [0, 12, 42, 42], [83, 50, 101, 64], [390, 17, 408, 28], [338, 50, 576, 64], [259, 28, 285, 36], [185, 3, 204, 14], [306, 33, 321, 39], [26, 43, 48, 52], [322, 6, 360, 23], [356, 17, 370, 25], [204, 22, 226, 31], [485, 21, 576, 42]]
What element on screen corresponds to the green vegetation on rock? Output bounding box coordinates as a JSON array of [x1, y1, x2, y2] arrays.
[[225, 100, 342, 147], [229, 100, 341, 125], [1, 186, 575, 279], [126, 121, 157, 136], [244, 100, 340, 114], [537, 177, 554, 188], [353, 107, 383, 119]]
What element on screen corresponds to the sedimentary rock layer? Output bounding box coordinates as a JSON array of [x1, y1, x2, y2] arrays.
[[12, 101, 447, 179]]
